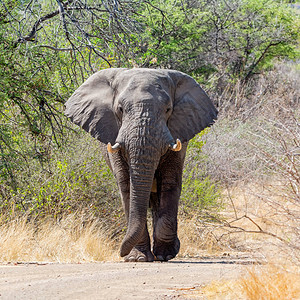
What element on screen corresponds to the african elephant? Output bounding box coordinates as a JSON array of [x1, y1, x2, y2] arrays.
[[65, 68, 217, 262]]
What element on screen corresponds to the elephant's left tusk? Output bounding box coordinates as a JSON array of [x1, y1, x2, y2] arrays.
[[170, 139, 182, 152], [107, 142, 121, 153]]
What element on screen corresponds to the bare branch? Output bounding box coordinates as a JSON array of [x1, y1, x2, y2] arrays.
[[33, 45, 73, 51]]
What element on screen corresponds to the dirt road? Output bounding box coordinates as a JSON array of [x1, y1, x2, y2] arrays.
[[0, 258, 254, 299]]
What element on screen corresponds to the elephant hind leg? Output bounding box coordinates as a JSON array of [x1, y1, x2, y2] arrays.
[[152, 205, 180, 262], [151, 148, 186, 261], [153, 237, 180, 262]]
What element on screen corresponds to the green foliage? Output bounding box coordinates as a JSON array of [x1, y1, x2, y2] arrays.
[[0, 44, 67, 189], [137, 0, 299, 83], [0, 1, 81, 192], [1, 132, 121, 221], [0, 0, 129, 220], [181, 129, 222, 217]]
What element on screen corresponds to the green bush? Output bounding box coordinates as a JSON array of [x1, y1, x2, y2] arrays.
[[180, 130, 222, 218], [0, 130, 121, 222]]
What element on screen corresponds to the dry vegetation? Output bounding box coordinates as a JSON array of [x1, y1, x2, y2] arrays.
[[0, 214, 118, 263], [201, 63, 298, 254], [187, 265, 300, 299]]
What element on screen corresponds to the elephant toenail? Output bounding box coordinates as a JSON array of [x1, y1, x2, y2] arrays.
[[156, 255, 164, 261], [166, 255, 173, 261], [138, 256, 147, 262], [129, 256, 136, 262]]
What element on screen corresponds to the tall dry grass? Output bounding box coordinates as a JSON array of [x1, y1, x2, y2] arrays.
[[178, 181, 299, 262], [189, 265, 300, 299], [0, 214, 118, 263], [240, 266, 300, 300]]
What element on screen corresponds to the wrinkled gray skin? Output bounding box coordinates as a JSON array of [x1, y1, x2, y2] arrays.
[[65, 68, 217, 262]]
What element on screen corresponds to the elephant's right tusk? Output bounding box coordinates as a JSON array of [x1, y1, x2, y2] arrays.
[[107, 142, 121, 153], [169, 139, 182, 152]]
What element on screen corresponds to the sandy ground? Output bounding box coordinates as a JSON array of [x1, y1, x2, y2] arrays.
[[0, 257, 256, 299]]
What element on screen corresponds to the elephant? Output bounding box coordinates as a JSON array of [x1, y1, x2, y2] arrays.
[[65, 68, 217, 262]]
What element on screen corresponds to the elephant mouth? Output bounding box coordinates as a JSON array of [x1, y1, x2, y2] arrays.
[[107, 139, 182, 153]]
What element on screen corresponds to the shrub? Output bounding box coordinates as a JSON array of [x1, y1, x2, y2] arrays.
[[0, 130, 122, 224], [201, 63, 300, 184], [180, 130, 222, 218]]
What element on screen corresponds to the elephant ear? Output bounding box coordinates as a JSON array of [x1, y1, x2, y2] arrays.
[[65, 68, 125, 144], [167, 71, 218, 143]]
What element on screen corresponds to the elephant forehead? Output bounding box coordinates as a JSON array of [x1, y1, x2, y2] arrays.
[[116, 69, 173, 91], [117, 88, 171, 111], [115, 75, 172, 107]]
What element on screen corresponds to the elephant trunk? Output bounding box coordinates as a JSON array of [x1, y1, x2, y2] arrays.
[[120, 165, 156, 257], [119, 124, 162, 257]]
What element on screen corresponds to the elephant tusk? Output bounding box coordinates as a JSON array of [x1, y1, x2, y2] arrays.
[[170, 139, 182, 152], [107, 142, 121, 153]]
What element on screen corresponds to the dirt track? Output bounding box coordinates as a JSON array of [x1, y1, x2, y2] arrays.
[[0, 258, 255, 299]]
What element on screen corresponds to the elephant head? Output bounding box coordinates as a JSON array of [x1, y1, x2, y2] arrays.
[[65, 68, 217, 257]]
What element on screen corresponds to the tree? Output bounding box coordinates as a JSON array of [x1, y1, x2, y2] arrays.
[[0, 0, 144, 196], [137, 0, 299, 83]]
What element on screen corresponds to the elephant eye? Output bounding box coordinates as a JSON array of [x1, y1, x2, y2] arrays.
[[118, 106, 123, 114], [166, 107, 171, 113]]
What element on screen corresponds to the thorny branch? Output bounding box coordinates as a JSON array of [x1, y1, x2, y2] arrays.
[[6, 0, 143, 69], [195, 212, 300, 253], [223, 214, 300, 251]]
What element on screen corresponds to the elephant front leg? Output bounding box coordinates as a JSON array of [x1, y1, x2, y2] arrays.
[[122, 189, 153, 262], [110, 153, 153, 262], [124, 222, 154, 262], [118, 181, 153, 262]]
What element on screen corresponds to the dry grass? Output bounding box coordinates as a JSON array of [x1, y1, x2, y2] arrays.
[[0, 214, 118, 263], [178, 177, 299, 264], [178, 218, 225, 257], [0, 213, 227, 263], [220, 182, 299, 261], [239, 266, 300, 300], [1, 180, 297, 263], [187, 265, 300, 299], [215, 175, 298, 256]]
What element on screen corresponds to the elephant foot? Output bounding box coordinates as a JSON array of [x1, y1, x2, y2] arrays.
[[153, 237, 180, 262], [124, 245, 154, 262]]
